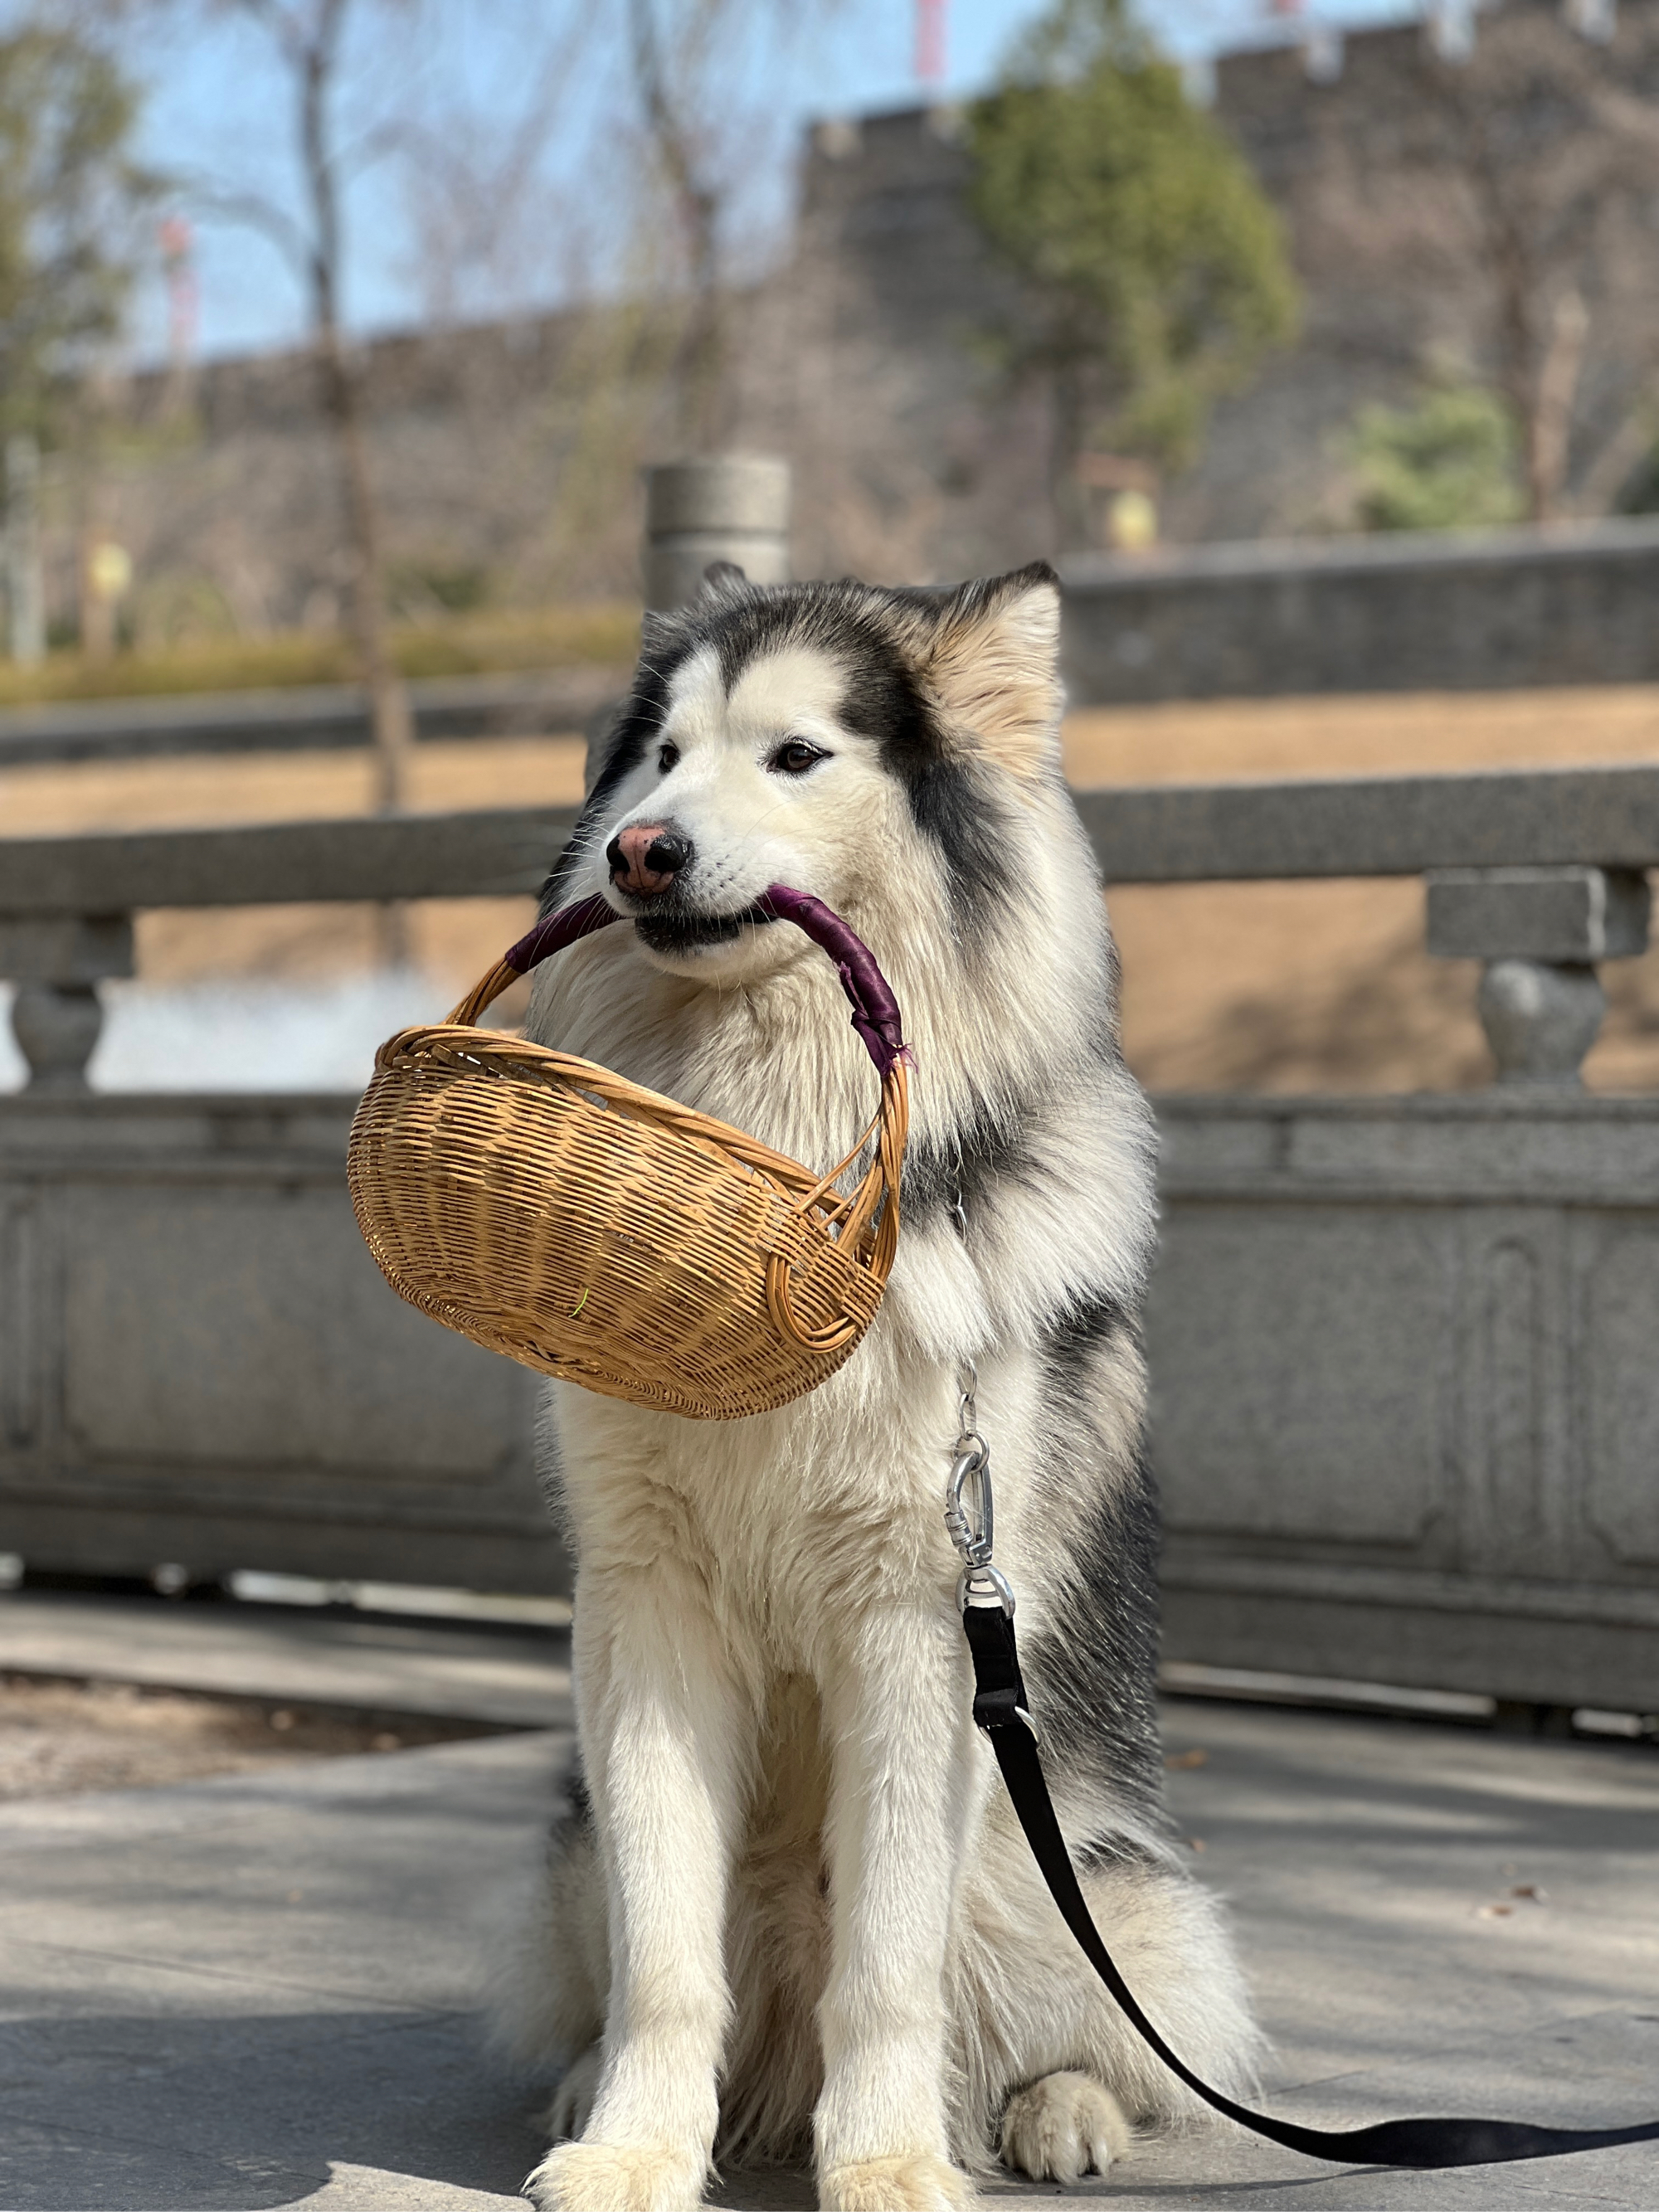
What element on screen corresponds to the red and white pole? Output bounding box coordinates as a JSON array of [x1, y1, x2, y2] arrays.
[[915, 0, 946, 88]]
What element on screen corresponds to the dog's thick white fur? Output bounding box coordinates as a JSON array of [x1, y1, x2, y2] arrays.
[[490, 563, 1262, 2212]]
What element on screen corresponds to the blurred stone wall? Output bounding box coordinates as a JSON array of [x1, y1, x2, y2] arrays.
[[53, 0, 1659, 637]]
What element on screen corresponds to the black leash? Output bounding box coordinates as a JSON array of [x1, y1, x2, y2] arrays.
[[944, 1384, 1659, 2171]]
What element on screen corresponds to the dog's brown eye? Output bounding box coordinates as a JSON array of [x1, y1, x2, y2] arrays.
[[769, 739, 825, 776], [658, 741, 679, 774]]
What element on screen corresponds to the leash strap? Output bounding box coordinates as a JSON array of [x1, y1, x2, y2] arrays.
[[963, 1597, 1659, 2168]]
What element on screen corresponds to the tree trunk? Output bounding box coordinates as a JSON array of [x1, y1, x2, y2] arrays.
[[628, 0, 727, 454], [300, 0, 411, 970], [677, 178, 724, 451], [317, 325, 414, 815], [1048, 358, 1090, 556], [1526, 287, 1588, 523]]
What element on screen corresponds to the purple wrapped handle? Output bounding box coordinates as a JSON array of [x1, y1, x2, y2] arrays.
[[751, 886, 907, 1077], [504, 892, 620, 972], [502, 886, 907, 1077]]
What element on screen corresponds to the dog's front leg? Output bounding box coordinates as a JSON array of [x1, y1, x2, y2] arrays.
[[527, 1559, 744, 2212], [815, 1595, 982, 2212]]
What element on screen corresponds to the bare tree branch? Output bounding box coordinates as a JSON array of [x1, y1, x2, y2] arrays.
[[206, 0, 416, 960]]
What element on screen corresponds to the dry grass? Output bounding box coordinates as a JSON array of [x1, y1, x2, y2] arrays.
[[0, 1671, 497, 1798], [1059, 684, 1659, 786], [2, 684, 1658, 1093], [1059, 689, 1659, 1095]]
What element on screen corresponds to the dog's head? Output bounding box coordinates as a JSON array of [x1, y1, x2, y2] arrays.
[[558, 562, 1064, 980]]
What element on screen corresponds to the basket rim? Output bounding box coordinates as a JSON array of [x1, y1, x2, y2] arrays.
[[369, 1018, 872, 1212]]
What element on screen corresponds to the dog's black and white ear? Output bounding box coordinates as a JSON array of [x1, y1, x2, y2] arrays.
[[638, 606, 681, 664], [912, 562, 1063, 781], [698, 560, 748, 602]]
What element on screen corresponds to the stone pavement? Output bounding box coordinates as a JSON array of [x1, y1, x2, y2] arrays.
[[0, 1590, 573, 1729], [1, 1692, 1657, 2210]]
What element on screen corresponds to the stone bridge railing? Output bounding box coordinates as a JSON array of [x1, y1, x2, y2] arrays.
[[3, 766, 1657, 1711]]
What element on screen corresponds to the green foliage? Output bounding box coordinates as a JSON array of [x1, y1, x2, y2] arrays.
[[0, 26, 155, 437], [968, 0, 1299, 475], [1350, 385, 1525, 532]]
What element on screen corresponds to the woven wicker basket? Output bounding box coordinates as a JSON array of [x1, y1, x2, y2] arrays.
[[347, 885, 910, 1420]]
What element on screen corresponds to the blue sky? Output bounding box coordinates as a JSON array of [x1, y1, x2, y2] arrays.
[[122, 0, 1418, 364]]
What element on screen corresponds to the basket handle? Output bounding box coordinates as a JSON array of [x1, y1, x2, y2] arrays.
[[448, 884, 910, 1079], [749, 886, 907, 1078], [447, 892, 620, 1027]]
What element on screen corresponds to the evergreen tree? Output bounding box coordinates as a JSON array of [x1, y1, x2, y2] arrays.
[[1349, 385, 1525, 534], [970, 0, 1298, 549], [0, 24, 153, 439]]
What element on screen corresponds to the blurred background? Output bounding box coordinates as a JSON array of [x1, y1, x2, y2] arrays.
[[2, 0, 1659, 1094]]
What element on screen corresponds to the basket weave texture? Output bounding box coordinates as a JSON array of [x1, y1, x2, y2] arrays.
[[348, 887, 910, 1421]]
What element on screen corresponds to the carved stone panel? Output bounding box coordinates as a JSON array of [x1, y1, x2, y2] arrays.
[[1581, 1215, 1659, 1569], [0, 1191, 41, 1453], [1457, 1212, 1573, 1578], [60, 1182, 531, 1485], [1147, 1203, 1455, 1547]]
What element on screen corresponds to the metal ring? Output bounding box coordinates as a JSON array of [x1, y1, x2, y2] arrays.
[[958, 1563, 1014, 1615]]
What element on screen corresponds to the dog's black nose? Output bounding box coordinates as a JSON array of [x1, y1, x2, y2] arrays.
[[606, 824, 694, 898]]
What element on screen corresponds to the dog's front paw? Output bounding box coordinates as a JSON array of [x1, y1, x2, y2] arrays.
[[523, 2141, 705, 2212], [1000, 2071, 1131, 2182], [819, 2154, 973, 2212]]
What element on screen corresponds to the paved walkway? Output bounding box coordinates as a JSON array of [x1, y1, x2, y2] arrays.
[[1, 1686, 1657, 2210], [0, 1590, 572, 1728]]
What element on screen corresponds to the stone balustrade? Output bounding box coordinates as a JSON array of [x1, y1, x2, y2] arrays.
[[2, 771, 1657, 1706], [7, 764, 1657, 1091], [1060, 516, 1659, 702], [0, 807, 574, 1091]]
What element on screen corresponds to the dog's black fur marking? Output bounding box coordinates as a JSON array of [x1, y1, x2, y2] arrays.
[[705, 585, 1017, 943], [902, 1095, 1030, 1226], [1021, 1298, 1167, 1835], [1022, 1460, 1165, 1831], [1039, 1287, 1131, 1394], [564, 1762, 594, 1831]]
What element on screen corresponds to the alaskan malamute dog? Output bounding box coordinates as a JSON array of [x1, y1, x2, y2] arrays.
[[494, 562, 1258, 2212]]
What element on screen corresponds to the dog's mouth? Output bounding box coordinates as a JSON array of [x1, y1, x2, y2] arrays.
[[631, 903, 776, 957]]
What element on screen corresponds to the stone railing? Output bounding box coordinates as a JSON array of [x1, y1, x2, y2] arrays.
[[1078, 764, 1657, 1083], [1060, 516, 1659, 702], [0, 809, 577, 1594], [2, 767, 1657, 1709], [8, 762, 1657, 1091], [1, 809, 573, 1091], [0, 668, 623, 769]]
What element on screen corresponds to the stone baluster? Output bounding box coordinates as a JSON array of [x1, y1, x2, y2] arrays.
[[1, 915, 134, 1092], [1425, 865, 1651, 1084]]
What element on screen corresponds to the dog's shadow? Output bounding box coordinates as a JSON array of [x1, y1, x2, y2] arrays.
[[0, 2005, 542, 2210]]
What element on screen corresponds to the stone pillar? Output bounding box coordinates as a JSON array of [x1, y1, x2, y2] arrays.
[[641, 456, 791, 613], [1, 916, 134, 1092], [1426, 865, 1651, 1084]]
